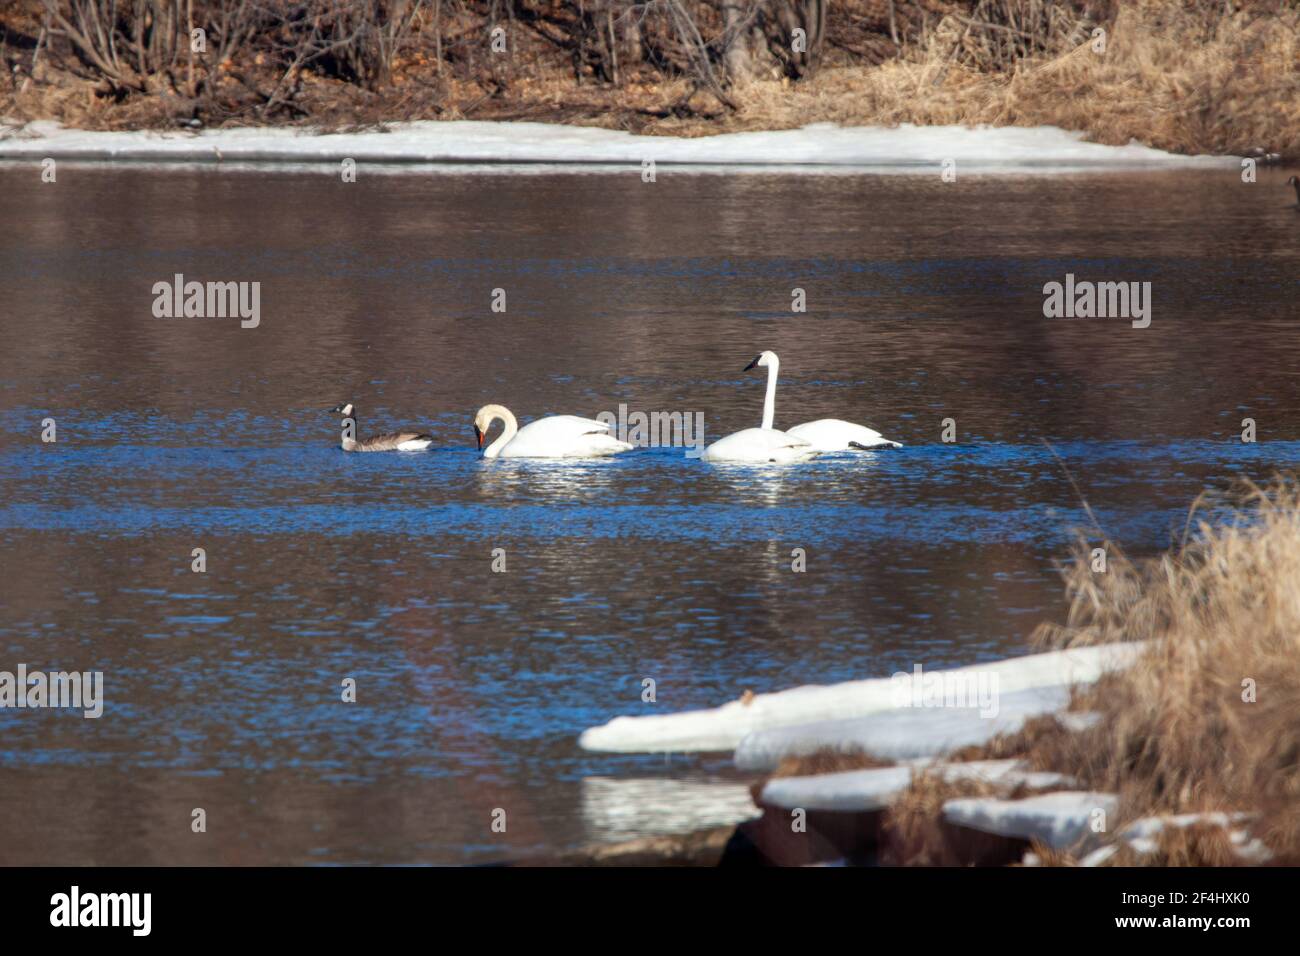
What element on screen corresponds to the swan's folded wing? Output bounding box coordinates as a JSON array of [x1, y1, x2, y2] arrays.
[[541, 415, 615, 437]]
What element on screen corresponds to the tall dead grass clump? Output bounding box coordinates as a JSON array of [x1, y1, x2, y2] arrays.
[[736, 0, 1300, 157], [1032, 478, 1300, 859]]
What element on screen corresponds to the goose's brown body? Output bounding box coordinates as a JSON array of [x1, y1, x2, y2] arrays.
[[331, 403, 432, 452], [343, 431, 434, 452]]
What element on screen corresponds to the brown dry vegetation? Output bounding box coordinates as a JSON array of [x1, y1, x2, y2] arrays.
[[1, 0, 1296, 157], [1022, 478, 1300, 863], [861, 479, 1300, 865], [767, 746, 893, 778]]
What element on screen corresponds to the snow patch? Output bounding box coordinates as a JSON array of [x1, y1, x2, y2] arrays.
[[0, 120, 1238, 172], [1079, 812, 1272, 866], [580, 642, 1143, 754], [734, 684, 1071, 771], [942, 791, 1120, 850], [760, 758, 1074, 813]]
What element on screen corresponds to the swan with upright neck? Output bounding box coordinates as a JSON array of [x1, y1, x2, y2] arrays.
[[473, 404, 634, 459], [700, 355, 820, 463], [739, 351, 901, 453]]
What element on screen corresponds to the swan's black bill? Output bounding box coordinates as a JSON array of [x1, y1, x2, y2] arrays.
[[474, 426, 484, 450], [743, 355, 762, 371]]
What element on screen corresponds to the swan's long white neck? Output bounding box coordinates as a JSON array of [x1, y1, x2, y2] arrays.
[[761, 356, 779, 430], [482, 405, 519, 459]]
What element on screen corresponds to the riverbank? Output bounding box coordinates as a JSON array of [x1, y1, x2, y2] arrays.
[[2, 2, 1296, 160], [570, 481, 1300, 866]]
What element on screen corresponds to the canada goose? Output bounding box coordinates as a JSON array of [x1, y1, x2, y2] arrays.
[[1289, 175, 1300, 207], [473, 404, 634, 458], [329, 403, 433, 452]]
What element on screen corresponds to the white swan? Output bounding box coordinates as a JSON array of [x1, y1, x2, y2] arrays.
[[787, 418, 901, 451], [474, 404, 634, 459], [700, 356, 820, 464], [741, 351, 902, 452]]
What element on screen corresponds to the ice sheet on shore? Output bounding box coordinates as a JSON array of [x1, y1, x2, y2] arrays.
[[580, 642, 1143, 754], [580, 776, 760, 842], [733, 684, 1073, 771], [760, 759, 1074, 812], [0, 120, 1238, 171], [943, 791, 1119, 850]]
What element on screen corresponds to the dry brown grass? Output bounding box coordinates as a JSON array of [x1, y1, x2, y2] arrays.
[[1024, 477, 1300, 861], [789, 478, 1300, 866], [767, 746, 894, 779], [1031, 819, 1250, 867], [3, 1, 1296, 156], [730, 1, 1300, 156], [879, 770, 1041, 864], [947, 712, 1084, 763]]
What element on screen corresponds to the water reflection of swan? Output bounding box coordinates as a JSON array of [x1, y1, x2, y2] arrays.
[[474, 456, 619, 501], [705, 464, 794, 507], [473, 404, 633, 459]]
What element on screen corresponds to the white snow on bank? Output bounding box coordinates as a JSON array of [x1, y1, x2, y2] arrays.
[[760, 759, 1074, 813], [580, 776, 760, 842], [733, 684, 1072, 771], [580, 642, 1143, 754], [1078, 812, 1272, 866], [943, 791, 1119, 851], [0, 120, 1238, 171]]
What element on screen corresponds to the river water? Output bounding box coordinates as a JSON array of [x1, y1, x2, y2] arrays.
[[0, 163, 1296, 863]]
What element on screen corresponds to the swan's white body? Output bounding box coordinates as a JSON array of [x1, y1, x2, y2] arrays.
[[786, 418, 902, 451], [701, 427, 818, 463], [719, 350, 900, 454], [475, 404, 634, 459], [701, 355, 820, 463]]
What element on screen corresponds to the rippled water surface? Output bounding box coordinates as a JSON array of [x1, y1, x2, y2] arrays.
[[1, 164, 1297, 863]]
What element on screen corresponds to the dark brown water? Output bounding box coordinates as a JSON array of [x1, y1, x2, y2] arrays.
[[0, 163, 1296, 863]]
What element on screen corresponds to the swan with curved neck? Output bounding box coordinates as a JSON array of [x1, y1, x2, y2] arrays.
[[474, 403, 634, 459], [746, 350, 902, 452]]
